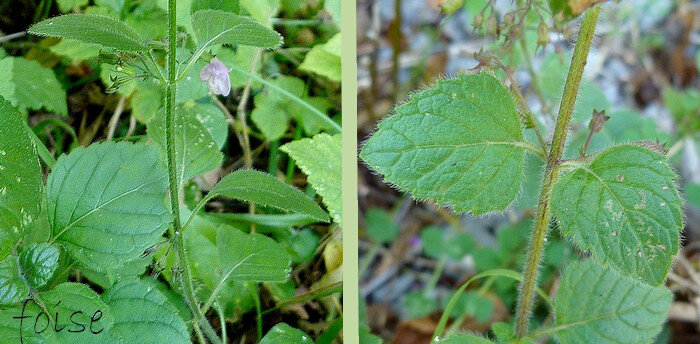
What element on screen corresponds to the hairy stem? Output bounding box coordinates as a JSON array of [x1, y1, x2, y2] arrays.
[[164, 1, 220, 343], [515, 6, 600, 337]]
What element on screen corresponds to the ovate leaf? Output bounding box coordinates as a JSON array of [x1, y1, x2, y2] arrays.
[[191, 9, 282, 49], [360, 72, 526, 214], [102, 279, 190, 344], [552, 144, 683, 285], [0, 98, 43, 255], [210, 169, 329, 222], [29, 14, 147, 52], [260, 323, 313, 344], [0, 57, 67, 115], [148, 105, 223, 189], [217, 226, 291, 282], [554, 259, 672, 343], [46, 142, 169, 272], [281, 133, 342, 224], [19, 243, 59, 289], [364, 208, 399, 244]]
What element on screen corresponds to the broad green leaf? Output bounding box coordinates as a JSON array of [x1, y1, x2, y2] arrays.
[[217, 226, 291, 282], [102, 279, 190, 344], [552, 144, 683, 285], [46, 142, 169, 272], [281, 133, 342, 224], [210, 169, 329, 222], [191, 9, 282, 49], [130, 79, 163, 123], [0, 256, 28, 305], [260, 323, 313, 344], [19, 243, 59, 289], [148, 105, 223, 189], [440, 333, 495, 344], [123, 2, 169, 40], [421, 226, 476, 260], [206, 213, 320, 228], [364, 208, 399, 244], [299, 33, 341, 82], [0, 98, 43, 256], [554, 259, 672, 343], [0, 57, 68, 115], [184, 100, 228, 149], [360, 72, 526, 214], [0, 282, 115, 343], [252, 98, 288, 141], [57, 0, 88, 13], [50, 40, 101, 62], [29, 14, 147, 52]]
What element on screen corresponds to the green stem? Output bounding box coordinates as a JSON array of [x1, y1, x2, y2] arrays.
[[164, 1, 220, 343], [514, 6, 600, 338], [25, 123, 55, 169], [425, 255, 447, 295]]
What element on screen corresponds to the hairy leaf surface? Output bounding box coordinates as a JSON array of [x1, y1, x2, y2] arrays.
[[554, 260, 671, 343], [46, 142, 169, 272], [281, 133, 342, 224], [210, 169, 329, 222], [191, 9, 282, 49], [102, 279, 189, 344], [0, 98, 43, 255], [217, 226, 291, 283], [552, 144, 683, 285], [360, 72, 526, 214], [29, 14, 147, 51]]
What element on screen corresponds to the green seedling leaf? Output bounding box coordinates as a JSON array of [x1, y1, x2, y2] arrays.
[[553, 259, 672, 343], [260, 323, 313, 344], [192, 9, 282, 49], [29, 14, 147, 52], [403, 291, 439, 318], [46, 142, 169, 272], [210, 169, 329, 222], [19, 243, 59, 289], [299, 33, 341, 82], [687, 183, 700, 208], [662, 87, 700, 135], [148, 105, 223, 189], [102, 279, 190, 344], [364, 208, 399, 244], [0, 98, 43, 256], [0, 282, 115, 342], [420, 226, 476, 260], [0, 57, 68, 116], [217, 226, 291, 282], [281, 133, 342, 224], [552, 144, 683, 285], [360, 72, 527, 214]]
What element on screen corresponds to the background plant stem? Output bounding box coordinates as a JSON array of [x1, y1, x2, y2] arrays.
[[514, 6, 600, 337]]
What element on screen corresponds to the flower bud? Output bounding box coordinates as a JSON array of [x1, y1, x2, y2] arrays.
[[485, 13, 499, 36]]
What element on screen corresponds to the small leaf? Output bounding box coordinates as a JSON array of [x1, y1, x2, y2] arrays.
[[260, 323, 313, 344], [210, 169, 329, 222], [299, 33, 341, 82], [148, 105, 223, 189], [19, 243, 59, 289], [552, 144, 683, 285], [29, 14, 147, 51], [0, 97, 43, 256], [364, 208, 399, 244], [0, 256, 28, 305], [46, 142, 169, 272], [360, 72, 526, 214], [191, 9, 282, 49], [554, 259, 672, 343], [281, 133, 342, 224], [251, 98, 288, 141], [102, 279, 190, 344], [0, 57, 68, 116], [403, 291, 439, 318], [217, 226, 291, 282]]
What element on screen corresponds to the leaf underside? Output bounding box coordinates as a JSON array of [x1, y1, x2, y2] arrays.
[[552, 144, 683, 285], [29, 14, 147, 51], [554, 259, 671, 343], [360, 72, 526, 214], [46, 141, 169, 272]]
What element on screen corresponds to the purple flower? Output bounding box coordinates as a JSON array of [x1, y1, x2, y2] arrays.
[[199, 57, 232, 96]]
